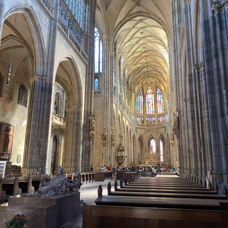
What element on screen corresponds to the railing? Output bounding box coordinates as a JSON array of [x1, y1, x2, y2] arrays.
[[58, 16, 88, 62], [94, 90, 102, 95], [58, 0, 88, 62], [52, 113, 66, 125]]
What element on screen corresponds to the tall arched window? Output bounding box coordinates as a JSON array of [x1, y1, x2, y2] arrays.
[[94, 78, 98, 90], [95, 27, 102, 73], [0, 72, 3, 97], [146, 87, 154, 114], [18, 85, 28, 107], [157, 87, 164, 114], [136, 88, 143, 114], [160, 140, 163, 162], [151, 138, 156, 153], [54, 93, 62, 115]]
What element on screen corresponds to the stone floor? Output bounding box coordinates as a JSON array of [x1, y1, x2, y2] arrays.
[[59, 178, 119, 228], [59, 174, 178, 228]]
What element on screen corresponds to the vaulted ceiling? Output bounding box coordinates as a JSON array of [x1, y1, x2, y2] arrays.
[[97, 0, 172, 95]]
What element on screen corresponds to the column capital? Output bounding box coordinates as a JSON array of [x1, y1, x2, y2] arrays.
[[222, 0, 228, 8], [29, 75, 47, 84], [199, 62, 205, 70], [212, 1, 223, 13]]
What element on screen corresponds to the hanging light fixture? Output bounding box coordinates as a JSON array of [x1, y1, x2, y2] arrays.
[[7, 14, 17, 85]]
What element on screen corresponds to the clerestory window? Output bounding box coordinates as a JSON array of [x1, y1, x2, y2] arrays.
[[94, 27, 102, 74]]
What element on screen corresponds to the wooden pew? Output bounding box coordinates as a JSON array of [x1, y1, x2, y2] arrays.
[[2, 176, 35, 196], [98, 185, 228, 210], [83, 204, 228, 228], [108, 181, 226, 199], [84, 176, 228, 228]]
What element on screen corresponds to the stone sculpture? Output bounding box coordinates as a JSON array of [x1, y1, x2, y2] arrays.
[[37, 166, 81, 197], [111, 129, 115, 146], [173, 112, 180, 137], [102, 128, 107, 146], [89, 113, 95, 138], [170, 133, 175, 146]]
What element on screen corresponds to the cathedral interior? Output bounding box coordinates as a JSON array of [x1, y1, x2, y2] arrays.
[[1, 0, 228, 227]]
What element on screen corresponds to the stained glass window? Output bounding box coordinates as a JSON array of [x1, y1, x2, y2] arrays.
[[158, 116, 164, 124], [136, 88, 144, 114], [137, 117, 144, 124], [160, 140, 163, 162], [146, 87, 154, 114], [94, 78, 98, 90], [146, 117, 155, 125], [151, 139, 156, 153], [95, 27, 102, 73], [157, 87, 164, 114]]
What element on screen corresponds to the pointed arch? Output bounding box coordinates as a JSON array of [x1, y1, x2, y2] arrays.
[[3, 6, 46, 76]]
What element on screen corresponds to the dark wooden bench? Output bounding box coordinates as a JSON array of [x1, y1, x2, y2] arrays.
[[2, 176, 35, 196], [97, 185, 228, 210], [83, 204, 228, 228], [107, 181, 226, 199], [83, 175, 228, 228]]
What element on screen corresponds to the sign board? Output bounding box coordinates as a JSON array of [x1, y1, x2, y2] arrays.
[[0, 161, 6, 178]]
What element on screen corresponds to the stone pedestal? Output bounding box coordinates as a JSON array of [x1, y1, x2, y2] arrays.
[[0, 192, 82, 228]]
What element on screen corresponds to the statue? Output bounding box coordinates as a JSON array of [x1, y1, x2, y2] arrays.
[[111, 129, 115, 146], [173, 112, 180, 137], [102, 128, 107, 146], [36, 166, 81, 197], [170, 133, 174, 146], [89, 113, 95, 138], [117, 142, 125, 152]]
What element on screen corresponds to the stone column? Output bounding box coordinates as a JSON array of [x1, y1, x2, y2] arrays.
[[81, 0, 97, 172], [22, 76, 53, 174]]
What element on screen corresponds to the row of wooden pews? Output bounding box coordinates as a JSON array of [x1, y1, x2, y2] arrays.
[[83, 174, 228, 228], [0, 171, 113, 203], [0, 174, 41, 203]]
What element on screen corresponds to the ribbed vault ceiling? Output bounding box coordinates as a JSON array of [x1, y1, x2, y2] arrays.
[[115, 16, 168, 91], [99, 0, 171, 94]]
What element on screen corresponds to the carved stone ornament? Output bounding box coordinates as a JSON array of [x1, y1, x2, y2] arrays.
[[172, 112, 180, 137], [212, 1, 224, 13], [117, 143, 125, 152], [36, 166, 82, 197], [111, 129, 115, 147], [89, 113, 95, 138], [102, 128, 107, 146]]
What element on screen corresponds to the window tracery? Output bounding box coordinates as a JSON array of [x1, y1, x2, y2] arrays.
[[146, 87, 154, 114], [157, 87, 164, 114], [136, 88, 143, 114], [136, 86, 165, 125]]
